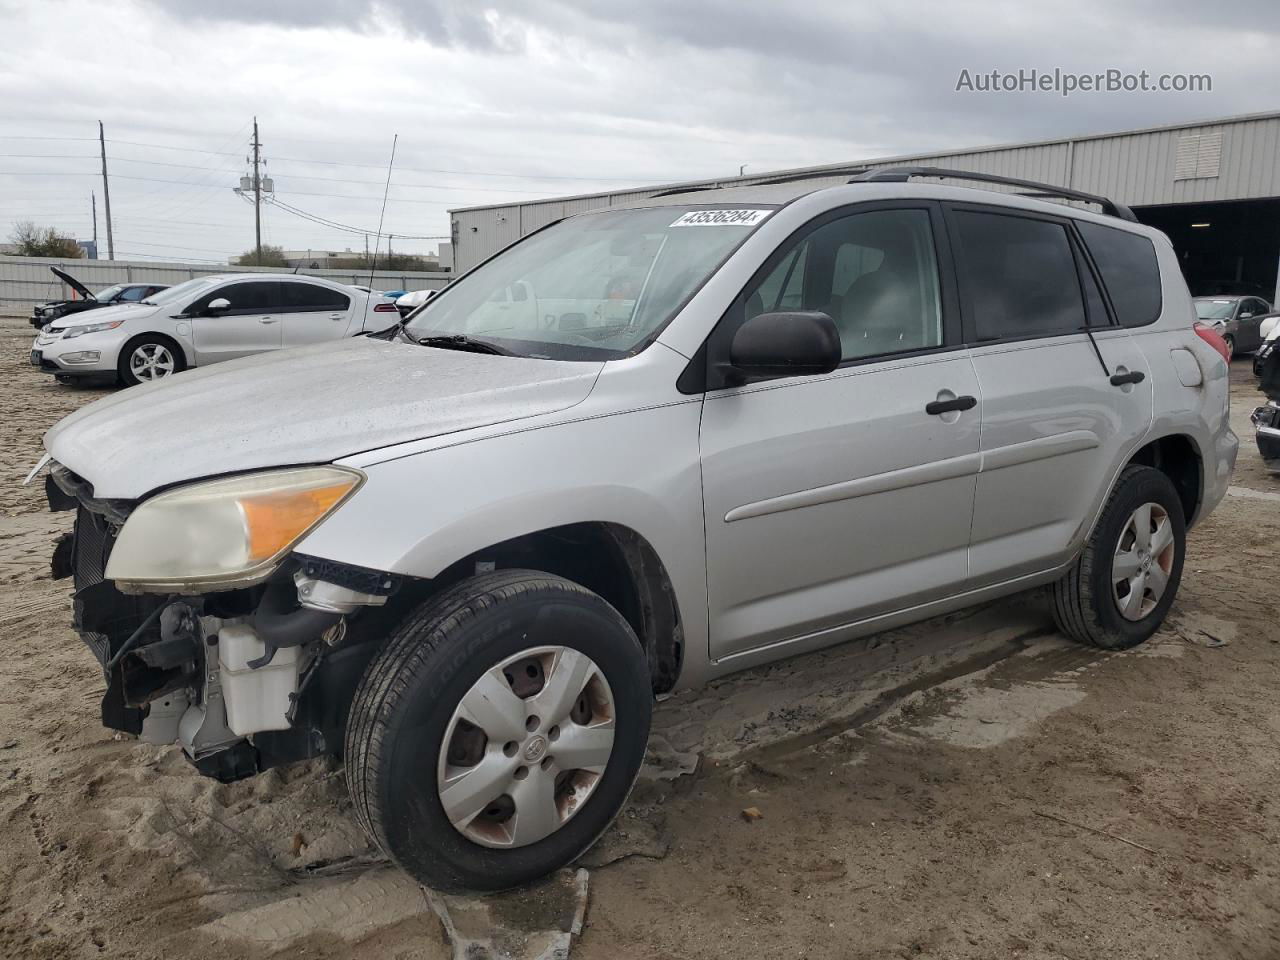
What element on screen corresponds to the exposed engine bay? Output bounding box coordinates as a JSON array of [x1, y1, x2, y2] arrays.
[[47, 463, 401, 782]]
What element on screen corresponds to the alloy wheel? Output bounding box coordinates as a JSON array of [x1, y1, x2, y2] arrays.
[[130, 343, 175, 380], [437, 646, 616, 848], [1112, 501, 1176, 621]]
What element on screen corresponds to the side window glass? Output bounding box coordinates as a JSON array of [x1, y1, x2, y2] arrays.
[[740, 209, 942, 361], [118, 287, 147, 302], [191, 281, 279, 315], [952, 211, 1086, 341], [1075, 221, 1162, 328], [282, 282, 350, 311]]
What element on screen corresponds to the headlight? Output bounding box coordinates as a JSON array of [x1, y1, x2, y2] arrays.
[[63, 319, 125, 339], [105, 466, 364, 592]]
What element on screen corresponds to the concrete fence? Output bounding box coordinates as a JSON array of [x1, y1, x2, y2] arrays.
[[0, 255, 452, 315]]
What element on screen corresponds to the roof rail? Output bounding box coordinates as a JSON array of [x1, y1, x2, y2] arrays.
[[753, 166, 872, 186], [849, 166, 1139, 222]]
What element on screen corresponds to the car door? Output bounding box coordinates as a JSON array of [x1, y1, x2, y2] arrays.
[[699, 203, 981, 661], [946, 205, 1153, 587], [279, 280, 356, 348], [187, 280, 283, 364]]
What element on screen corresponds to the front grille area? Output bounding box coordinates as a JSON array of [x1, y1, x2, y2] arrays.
[[70, 506, 157, 668]]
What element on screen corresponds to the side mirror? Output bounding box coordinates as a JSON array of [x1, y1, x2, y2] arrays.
[[204, 297, 231, 315], [729, 311, 841, 380]]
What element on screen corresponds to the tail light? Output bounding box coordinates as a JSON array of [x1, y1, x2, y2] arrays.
[[1194, 322, 1231, 364], [373, 302, 398, 313]]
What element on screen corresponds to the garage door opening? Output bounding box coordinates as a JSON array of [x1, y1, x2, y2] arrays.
[[1135, 198, 1280, 305]]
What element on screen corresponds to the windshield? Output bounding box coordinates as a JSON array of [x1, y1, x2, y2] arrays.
[[141, 276, 221, 306], [404, 206, 775, 359], [1195, 299, 1236, 320]]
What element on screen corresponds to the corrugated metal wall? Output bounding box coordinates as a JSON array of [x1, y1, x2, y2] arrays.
[[0, 256, 452, 313], [450, 112, 1280, 273]]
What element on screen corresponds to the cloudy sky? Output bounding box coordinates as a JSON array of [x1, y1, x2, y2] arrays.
[[1, 0, 1276, 265]]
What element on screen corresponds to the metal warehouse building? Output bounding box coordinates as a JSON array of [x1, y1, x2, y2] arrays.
[[450, 110, 1280, 302]]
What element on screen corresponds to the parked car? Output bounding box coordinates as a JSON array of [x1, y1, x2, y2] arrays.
[[1193, 295, 1273, 357], [30, 268, 168, 329], [394, 287, 436, 317], [33, 169, 1236, 893], [1253, 317, 1280, 376], [31, 274, 399, 386]]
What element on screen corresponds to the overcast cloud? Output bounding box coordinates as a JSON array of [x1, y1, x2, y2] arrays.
[[0, 0, 1276, 265]]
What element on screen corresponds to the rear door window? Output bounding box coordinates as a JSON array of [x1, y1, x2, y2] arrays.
[[1076, 221, 1162, 327], [281, 281, 350, 311], [950, 209, 1087, 341]]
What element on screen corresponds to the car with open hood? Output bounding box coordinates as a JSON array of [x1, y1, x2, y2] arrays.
[[31, 273, 399, 386], [32, 167, 1236, 893], [30, 267, 168, 329]]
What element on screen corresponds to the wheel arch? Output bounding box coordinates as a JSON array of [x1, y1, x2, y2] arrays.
[[420, 522, 685, 695], [376, 522, 680, 696], [1125, 432, 1204, 526]]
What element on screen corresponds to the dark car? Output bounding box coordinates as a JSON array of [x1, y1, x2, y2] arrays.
[[30, 268, 168, 329], [1193, 294, 1274, 358]]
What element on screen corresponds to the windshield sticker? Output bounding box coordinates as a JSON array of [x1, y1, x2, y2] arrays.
[[670, 209, 773, 228]]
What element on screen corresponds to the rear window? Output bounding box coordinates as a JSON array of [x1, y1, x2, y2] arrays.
[[1076, 222, 1162, 327], [951, 210, 1086, 341]]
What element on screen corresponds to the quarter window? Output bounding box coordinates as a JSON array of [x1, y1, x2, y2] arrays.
[[742, 208, 943, 361], [1076, 221, 1162, 327], [951, 210, 1086, 341]]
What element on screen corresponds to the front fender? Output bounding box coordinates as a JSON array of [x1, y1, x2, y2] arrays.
[[295, 400, 709, 668]]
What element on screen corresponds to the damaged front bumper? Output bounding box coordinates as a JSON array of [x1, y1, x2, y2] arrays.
[[46, 462, 401, 782]]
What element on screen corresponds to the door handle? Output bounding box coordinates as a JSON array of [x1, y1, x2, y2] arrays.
[[1109, 370, 1146, 386], [258, 316, 278, 324], [329, 313, 344, 321], [925, 395, 977, 416]]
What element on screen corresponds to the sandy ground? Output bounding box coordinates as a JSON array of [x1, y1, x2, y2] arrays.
[[2, 313, 1279, 959]]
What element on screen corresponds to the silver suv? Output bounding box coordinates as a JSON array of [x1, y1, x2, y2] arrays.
[[35, 168, 1237, 892]]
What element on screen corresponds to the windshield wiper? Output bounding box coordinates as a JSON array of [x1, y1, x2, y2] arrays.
[[416, 334, 512, 356]]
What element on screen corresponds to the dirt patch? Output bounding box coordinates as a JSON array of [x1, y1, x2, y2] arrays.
[[2, 314, 1280, 959]]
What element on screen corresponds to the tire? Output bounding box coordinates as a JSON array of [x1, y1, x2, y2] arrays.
[[1050, 465, 1186, 650], [345, 569, 652, 893], [1223, 334, 1235, 361], [117, 335, 185, 386]]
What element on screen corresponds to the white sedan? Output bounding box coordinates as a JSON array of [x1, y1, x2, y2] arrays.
[[32, 274, 399, 386]]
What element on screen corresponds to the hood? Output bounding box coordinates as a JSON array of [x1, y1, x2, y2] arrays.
[[44, 336, 603, 499], [52, 267, 95, 301], [49, 301, 158, 329]]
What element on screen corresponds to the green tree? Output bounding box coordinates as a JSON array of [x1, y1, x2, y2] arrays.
[[9, 221, 84, 258], [234, 244, 288, 267]]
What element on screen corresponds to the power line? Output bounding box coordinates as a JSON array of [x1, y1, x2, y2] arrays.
[[263, 195, 447, 240]]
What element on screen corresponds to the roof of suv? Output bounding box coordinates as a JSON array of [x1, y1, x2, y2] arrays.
[[609, 174, 1148, 235]]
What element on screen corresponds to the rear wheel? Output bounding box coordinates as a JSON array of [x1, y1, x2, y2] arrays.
[[1223, 334, 1236, 361], [1050, 465, 1186, 650], [345, 570, 652, 893], [118, 336, 184, 386]]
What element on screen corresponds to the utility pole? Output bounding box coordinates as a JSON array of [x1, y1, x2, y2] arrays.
[[91, 191, 98, 256], [252, 117, 263, 264], [98, 122, 114, 260]]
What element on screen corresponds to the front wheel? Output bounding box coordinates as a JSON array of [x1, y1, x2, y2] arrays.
[[118, 336, 184, 386], [1050, 465, 1186, 649], [1223, 334, 1236, 361], [345, 570, 652, 893]]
